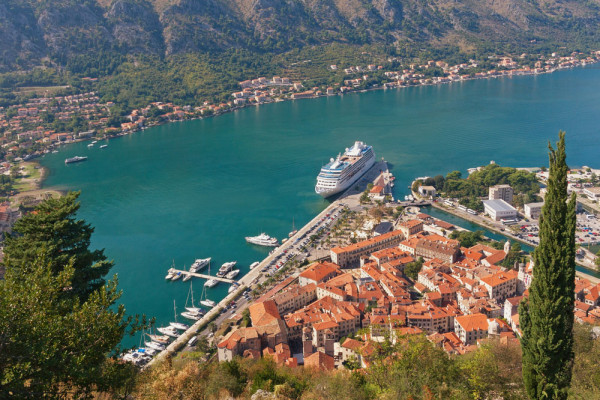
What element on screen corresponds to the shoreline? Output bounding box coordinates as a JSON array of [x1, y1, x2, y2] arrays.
[[428, 201, 600, 284]]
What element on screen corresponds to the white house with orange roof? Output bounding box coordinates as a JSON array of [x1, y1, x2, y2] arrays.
[[454, 313, 490, 345]]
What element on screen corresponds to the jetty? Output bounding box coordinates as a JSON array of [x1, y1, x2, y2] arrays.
[[168, 269, 236, 284]]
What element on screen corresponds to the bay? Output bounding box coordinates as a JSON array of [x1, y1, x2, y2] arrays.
[[40, 65, 600, 344]]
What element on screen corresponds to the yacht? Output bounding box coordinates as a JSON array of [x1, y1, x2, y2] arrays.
[[217, 261, 237, 276], [186, 306, 203, 313], [225, 269, 240, 280], [315, 141, 375, 197], [250, 261, 260, 269], [190, 257, 211, 273], [245, 233, 279, 247], [157, 326, 179, 337], [65, 156, 87, 164]]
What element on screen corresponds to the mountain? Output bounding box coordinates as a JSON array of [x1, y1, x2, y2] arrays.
[[1, 0, 599, 72]]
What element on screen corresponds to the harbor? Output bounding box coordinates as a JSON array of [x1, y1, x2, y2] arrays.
[[144, 159, 394, 366]]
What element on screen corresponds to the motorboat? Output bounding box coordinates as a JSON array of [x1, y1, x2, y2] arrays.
[[204, 279, 218, 288], [225, 269, 240, 279], [146, 334, 170, 344], [250, 261, 260, 269]]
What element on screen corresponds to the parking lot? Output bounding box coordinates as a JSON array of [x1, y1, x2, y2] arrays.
[[514, 211, 599, 246]]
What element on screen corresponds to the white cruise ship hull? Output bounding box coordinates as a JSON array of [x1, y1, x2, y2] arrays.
[[315, 153, 375, 197]]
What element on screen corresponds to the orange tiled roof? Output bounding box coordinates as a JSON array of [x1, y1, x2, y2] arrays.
[[455, 313, 489, 332], [299, 261, 340, 282], [331, 230, 404, 254]]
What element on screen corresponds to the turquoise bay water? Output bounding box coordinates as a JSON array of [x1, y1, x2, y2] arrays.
[[40, 66, 600, 343]]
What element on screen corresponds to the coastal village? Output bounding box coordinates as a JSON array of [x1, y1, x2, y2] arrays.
[[215, 204, 600, 370], [0, 50, 598, 170]]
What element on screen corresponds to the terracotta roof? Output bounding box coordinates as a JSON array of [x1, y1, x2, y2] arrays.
[[249, 300, 281, 327], [331, 230, 404, 254], [480, 270, 518, 288], [341, 338, 364, 350], [299, 261, 340, 282], [304, 351, 335, 370], [455, 313, 489, 332]]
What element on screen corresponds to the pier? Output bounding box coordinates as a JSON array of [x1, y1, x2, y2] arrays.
[[168, 269, 236, 284]]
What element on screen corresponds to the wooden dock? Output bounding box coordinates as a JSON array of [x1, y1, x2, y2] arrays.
[[169, 269, 236, 284]]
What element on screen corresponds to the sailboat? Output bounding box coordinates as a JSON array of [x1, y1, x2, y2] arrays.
[[169, 300, 190, 331], [199, 283, 216, 308], [181, 282, 204, 320], [289, 217, 298, 237]]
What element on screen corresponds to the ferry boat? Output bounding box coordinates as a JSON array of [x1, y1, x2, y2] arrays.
[[315, 141, 375, 197], [65, 156, 87, 164], [245, 233, 279, 247]]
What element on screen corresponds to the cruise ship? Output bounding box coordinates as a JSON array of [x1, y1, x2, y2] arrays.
[[315, 141, 375, 197], [245, 233, 279, 247]]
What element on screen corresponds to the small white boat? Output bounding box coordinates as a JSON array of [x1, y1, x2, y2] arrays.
[[228, 284, 240, 294], [165, 269, 176, 280], [145, 341, 166, 351], [181, 311, 202, 321], [182, 272, 192, 282], [250, 261, 260, 269], [171, 272, 182, 281], [157, 326, 179, 337], [200, 299, 216, 308], [100, 144, 108, 149], [52, 150, 59, 154], [91, 140, 98, 144], [225, 269, 240, 279], [87, 143, 94, 147], [169, 322, 190, 331], [186, 306, 203, 313], [204, 279, 218, 288]]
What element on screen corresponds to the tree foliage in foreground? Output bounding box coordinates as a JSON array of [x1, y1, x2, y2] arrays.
[[3, 191, 113, 300], [519, 131, 577, 399], [0, 252, 137, 399]]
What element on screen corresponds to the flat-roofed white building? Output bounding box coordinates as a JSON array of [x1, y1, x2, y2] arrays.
[[482, 199, 517, 221], [583, 187, 600, 201], [524, 202, 544, 219]]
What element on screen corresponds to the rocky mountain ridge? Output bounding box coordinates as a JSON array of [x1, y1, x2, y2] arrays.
[[1, 0, 599, 72]]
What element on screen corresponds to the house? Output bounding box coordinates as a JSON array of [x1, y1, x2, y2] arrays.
[[330, 230, 405, 268], [418, 185, 437, 197], [398, 219, 424, 238], [480, 270, 518, 301], [454, 313, 489, 345], [298, 262, 340, 287]]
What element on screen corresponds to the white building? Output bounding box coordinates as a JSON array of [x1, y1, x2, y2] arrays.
[[489, 184, 514, 204], [482, 199, 517, 221], [524, 202, 543, 219], [583, 187, 600, 201]]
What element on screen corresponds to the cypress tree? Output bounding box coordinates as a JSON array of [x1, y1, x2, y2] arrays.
[[519, 131, 576, 399]]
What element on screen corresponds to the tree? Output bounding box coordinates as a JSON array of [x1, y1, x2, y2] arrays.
[[449, 230, 484, 247], [404, 258, 424, 280], [519, 132, 576, 400], [3, 191, 113, 300], [0, 251, 139, 399]]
